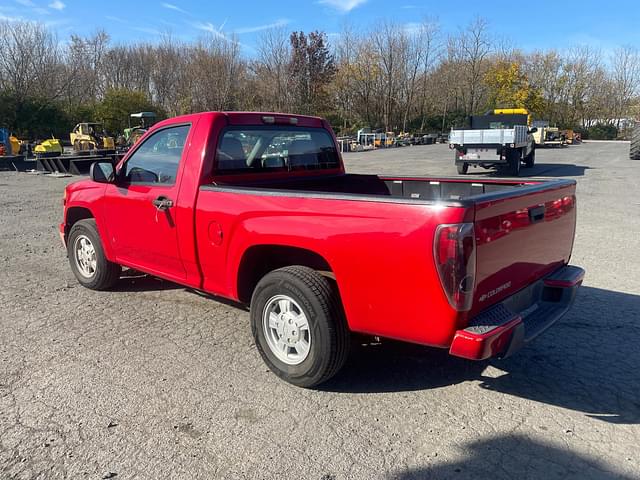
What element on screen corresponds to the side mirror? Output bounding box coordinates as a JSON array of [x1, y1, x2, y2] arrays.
[[529, 127, 538, 134], [90, 161, 115, 183]]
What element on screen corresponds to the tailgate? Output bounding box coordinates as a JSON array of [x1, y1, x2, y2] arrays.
[[471, 181, 577, 316], [450, 129, 515, 145]]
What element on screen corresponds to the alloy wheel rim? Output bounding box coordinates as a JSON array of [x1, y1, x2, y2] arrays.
[[74, 235, 97, 278], [262, 295, 311, 365]]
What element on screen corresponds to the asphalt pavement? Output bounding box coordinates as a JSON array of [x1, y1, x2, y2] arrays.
[[1, 141, 638, 479]]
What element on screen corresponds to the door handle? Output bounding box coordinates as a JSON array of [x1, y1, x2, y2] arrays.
[[528, 205, 545, 223], [152, 196, 174, 210]]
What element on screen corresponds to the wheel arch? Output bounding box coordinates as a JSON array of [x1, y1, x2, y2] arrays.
[[64, 206, 115, 261], [65, 206, 94, 235], [236, 244, 335, 304]]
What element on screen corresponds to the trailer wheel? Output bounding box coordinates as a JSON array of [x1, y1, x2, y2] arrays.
[[507, 149, 521, 176], [631, 122, 640, 160], [250, 266, 350, 388], [524, 146, 536, 168], [67, 219, 121, 290], [457, 162, 469, 174]]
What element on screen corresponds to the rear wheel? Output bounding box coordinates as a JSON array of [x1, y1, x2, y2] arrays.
[[67, 219, 121, 290], [524, 146, 536, 168], [457, 162, 469, 174], [250, 266, 350, 388], [507, 149, 521, 176]]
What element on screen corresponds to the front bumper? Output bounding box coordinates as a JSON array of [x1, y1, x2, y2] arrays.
[[449, 265, 584, 360]]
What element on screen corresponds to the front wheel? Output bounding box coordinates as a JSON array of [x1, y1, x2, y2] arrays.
[[250, 266, 350, 388], [457, 162, 469, 174], [67, 219, 121, 290]]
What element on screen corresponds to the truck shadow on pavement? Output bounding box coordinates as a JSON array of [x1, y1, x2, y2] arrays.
[[524, 163, 592, 177], [468, 163, 592, 177], [112, 271, 183, 292], [389, 433, 634, 480], [323, 287, 640, 425]]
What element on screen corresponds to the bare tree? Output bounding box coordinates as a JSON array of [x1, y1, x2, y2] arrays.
[[448, 17, 493, 115], [415, 19, 441, 131], [0, 20, 63, 100], [610, 46, 640, 128], [371, 21, 404, 131], [254, 28, 293, 112]]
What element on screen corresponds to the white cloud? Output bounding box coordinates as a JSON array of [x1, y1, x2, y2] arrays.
[[404, 22, 421, 35], [0, 13, 23, 21], [105, 15, 127, 23], [48, 0, 65, 10], [193, 21, 226, 39], [134, 26, 161, 35], [15, 0, 35, 6], [191, 21, 256, 53], [318, 0, 367, 13], [234, 18, 289, 34], [161, 2, 188, 14]]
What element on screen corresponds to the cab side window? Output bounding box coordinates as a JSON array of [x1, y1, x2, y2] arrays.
[[124, 125, 190, 184]]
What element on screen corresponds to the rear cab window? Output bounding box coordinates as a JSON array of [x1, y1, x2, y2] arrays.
[[215, 126, 340, 175]]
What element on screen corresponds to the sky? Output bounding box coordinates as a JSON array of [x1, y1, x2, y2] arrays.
[[1, 0, 640, 55]]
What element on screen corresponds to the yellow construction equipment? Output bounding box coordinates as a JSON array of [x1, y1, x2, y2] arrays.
[[34, 138, 64, 157], [492, 108, 532, 126], [70, 123, 115, 152], [0, 128, 21, 156], [9, 135, 20, 155], [562, 129, 575, 145]]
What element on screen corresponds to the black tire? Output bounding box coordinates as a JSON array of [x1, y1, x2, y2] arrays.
[[631, 123, 640, 160], [507, 148, 521, 176], [456, 162, 469, 174], [250, 266, 350, 388], [524, 145, 535, 168], [67, 219, 121, 290]]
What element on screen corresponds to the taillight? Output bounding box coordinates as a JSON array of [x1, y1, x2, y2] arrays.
[[434, 223, 476, 311]]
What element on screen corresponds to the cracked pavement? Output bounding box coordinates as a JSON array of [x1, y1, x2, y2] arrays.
[[1, 142, 639, 479]]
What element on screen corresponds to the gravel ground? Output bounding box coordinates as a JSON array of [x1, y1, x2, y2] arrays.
[[1, 142, 639, 479]]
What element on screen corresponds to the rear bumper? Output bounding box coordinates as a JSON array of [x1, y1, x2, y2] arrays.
[[449, 265, 584, 360], [456, 158, 507, 165]]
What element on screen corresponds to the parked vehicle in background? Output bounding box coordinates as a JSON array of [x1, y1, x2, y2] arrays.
[[121, 112, 157, 147], [450, 108, 537, 176], [60, 111, 584, 387], [0, 128, 21, 156], [70, 122, 115, 153], [34, 137, 63, 157], [562, 129, 575, 145], [532, 121, 566, 148]]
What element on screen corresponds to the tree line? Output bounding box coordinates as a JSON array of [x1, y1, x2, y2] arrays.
[[1, 17, 639, 141]]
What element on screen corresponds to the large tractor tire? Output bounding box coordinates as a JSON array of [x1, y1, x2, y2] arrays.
[[631, 122, 640, 160]]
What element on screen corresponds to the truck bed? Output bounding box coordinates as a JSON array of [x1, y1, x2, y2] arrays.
[[217, 173, 548, 204], [207, 173, 577, 324]]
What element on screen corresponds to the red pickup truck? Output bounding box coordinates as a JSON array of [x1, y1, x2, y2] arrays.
[[60, 112, 584, 387]]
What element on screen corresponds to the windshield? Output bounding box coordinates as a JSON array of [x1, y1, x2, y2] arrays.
[[215, 126, 340, 174]]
